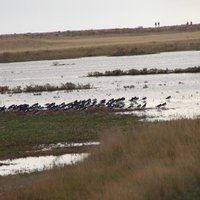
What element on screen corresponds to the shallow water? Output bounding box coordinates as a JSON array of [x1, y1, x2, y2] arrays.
[[0, 51, 200, 120], [0, 141, 100, 176], [0, 51, 200, 87], [34, 141, 100, 152], [0, 153, 88, 176]]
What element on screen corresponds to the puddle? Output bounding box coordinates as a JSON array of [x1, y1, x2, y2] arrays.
[[0, 142, 99, 176], [0, 153, 88, 176]]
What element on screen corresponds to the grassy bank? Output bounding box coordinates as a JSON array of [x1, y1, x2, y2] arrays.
[[1, 116, 200, 200], [1, 24, 200, 62], [0, 82, 91, 94], [88, 66, 200, 77]]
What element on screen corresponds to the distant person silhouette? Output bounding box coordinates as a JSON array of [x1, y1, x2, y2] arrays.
[[155, 22, 157, 28], [158, 22, 160, 27]]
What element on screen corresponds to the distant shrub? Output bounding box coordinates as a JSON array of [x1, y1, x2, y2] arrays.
[[24, 84, 58, 92], [87, 66, 200, 77], [61, 82, 76, 90], [0, 83, 92, 94], [128, 69, 139, 75], [88, 72, 103, 77], [105, 69, 124, 76], [12, 86, 22, 93], [23, 83, 92, 93], [124, 85, 135, 89], [0, 86, 9, 94]]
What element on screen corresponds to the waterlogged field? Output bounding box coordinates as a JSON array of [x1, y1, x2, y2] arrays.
[[1, 118, 200, 200], [0, 51, 200, 199], [0, 51, 200, 120], [0, 111, 139, 176]]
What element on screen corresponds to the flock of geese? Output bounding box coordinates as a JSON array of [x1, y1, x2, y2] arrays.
[[0, 96, 171, 114]]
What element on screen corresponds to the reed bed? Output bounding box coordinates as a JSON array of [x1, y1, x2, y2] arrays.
[[88, 66, 200, 77], [3, 118, 200, 200], [0, 82, 91, 94]]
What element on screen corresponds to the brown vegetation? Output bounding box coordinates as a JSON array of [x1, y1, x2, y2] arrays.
[[88, 66, 200, 77], [0, 24, 200, 62], [0, 82, 91, 94], [1, 118, 200, 200]]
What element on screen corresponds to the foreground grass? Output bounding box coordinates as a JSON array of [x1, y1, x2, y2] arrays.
[[0, 111, 139, 159], [171, 184, 200, 200], [1, 24, 200, 62], [1, 117, 200, 200]]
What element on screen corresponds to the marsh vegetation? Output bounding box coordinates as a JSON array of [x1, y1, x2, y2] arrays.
[[0, 82, 92, 94], [88, 66, 200, 77], [0, 111, 138, 160], [1, 114, 200, 200]]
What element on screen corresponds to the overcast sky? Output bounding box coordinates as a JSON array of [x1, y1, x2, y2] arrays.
[[1, 0, 200, 34]]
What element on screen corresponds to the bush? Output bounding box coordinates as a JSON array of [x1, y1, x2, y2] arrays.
[[0, 83, 92, 94], [0, 86, 9, 94], [87, 66, 200, 77]]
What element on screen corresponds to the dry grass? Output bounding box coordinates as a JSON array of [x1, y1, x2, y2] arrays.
[[1, 24, 200, 62], [2, 118, 200, 200]]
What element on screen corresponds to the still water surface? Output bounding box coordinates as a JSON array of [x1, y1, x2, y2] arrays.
[[0, 51, 200, 87]]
